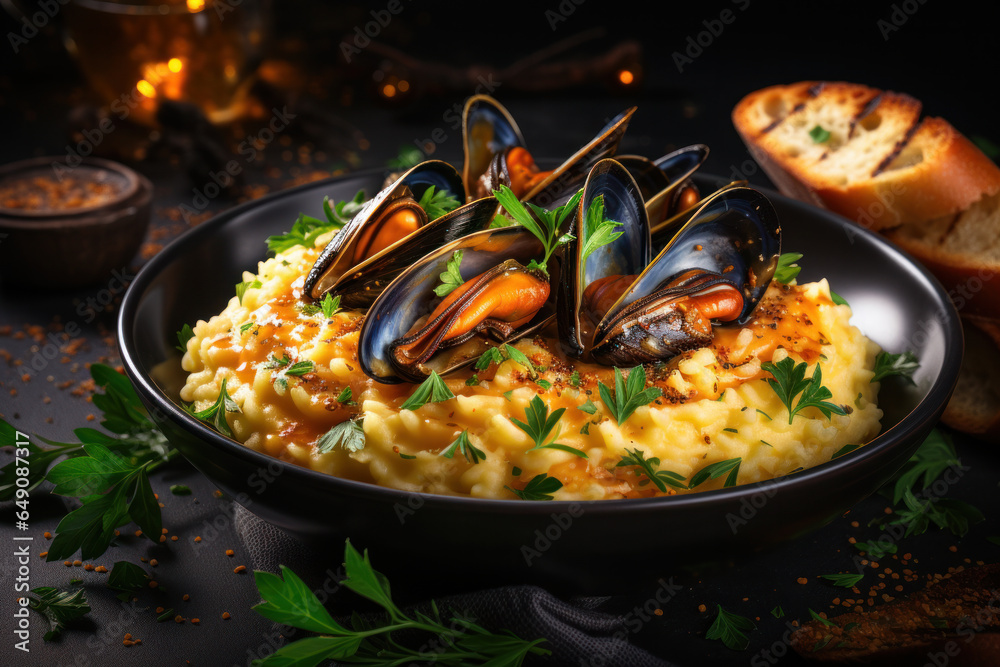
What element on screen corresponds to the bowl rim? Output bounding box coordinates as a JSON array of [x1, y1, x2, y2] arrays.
[[0, 156, 147, 224], [118, 166, 964, 515]]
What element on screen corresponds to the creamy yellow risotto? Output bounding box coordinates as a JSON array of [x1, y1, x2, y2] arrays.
[[179, 230, 883, 501]]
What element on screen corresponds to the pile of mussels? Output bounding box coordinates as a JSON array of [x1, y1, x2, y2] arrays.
[[303, 96, 782, 385]]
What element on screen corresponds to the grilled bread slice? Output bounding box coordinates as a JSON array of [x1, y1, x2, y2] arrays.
[[943, 316, 1000, 441], [732, 82, 1000, 231]]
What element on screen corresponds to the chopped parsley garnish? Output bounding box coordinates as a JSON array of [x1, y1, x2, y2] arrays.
[[513, 396, 587, 458], [577, 398, 598, 415], [465, 375, 480, 386], [316, 419, 365, 454], [505, 473, 562, 501], [774, 252, 803, 284], [267, 190, 366, 254], [569, 370, 581, 387], [475, 344, 536, 377], [809, 125, 831, 143], [771, 606, 784, 619], [433, 250, 464, 297], [762, 358, 846, 424], [399, 371, 455, 411], [689, 458, 741, 488], [536, 379, 552, 390], [321, 293, 341, 319], [439, 430, 485, 464], [239, 321, 255, 334], [492, 185, 581, 276], [706, 605, 755, 650], [830, 290, 849, 306], [191, 378, 240, 437], [417, 185, 460, 221], [270, 359, 314, 396], [235, 279, 262, 305], [175, 323, 194, 352], [336, 387, 353, 404], [616, 448, 687, 492], [580, 194, 623, 263], [871, 350, 919, 384], [756, 408, 772, 421], [598, 366, 662, 425]]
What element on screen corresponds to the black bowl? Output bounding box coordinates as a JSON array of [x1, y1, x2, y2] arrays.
[[119, 170, 962, 593]]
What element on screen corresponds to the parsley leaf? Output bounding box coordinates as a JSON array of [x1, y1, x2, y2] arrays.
[[399, 371, 455, 410], [689, 458, 742, 488], [267, 191, 366, 254], [251, 540, 551, 664], [318, 293, 341, 319], [434, 249, 464, 297], [417, 185, 460, 221], [616, 448, 687, 492], [316, 419, 365, 454], [512, 395, 587, 458], [771, 606, 785, 619], [336, 387, 353, 404], [890, 429, 960, 504], [809, 125, 831, 143], [569, 370, 581, 387], [107, 561, 149, 600], [774, 252, 803, 284], [239, 321, 255, 334], [820, 573, 864, 588], [440, 430, 485, 464], [191, 378, 241, 437], [577, 398, 598, 415], [830, 290, 849, 307], [474, 344, 536, 376], [762, 358, 846, 424], [25, 587, 91, 641], [889, 490, 984, 538], [580, 194, 624, 263], [235, 279, 262, 305], [493, 185, 582, 276], [809, 609, 837, 627], [853, 540, 896, 559], [175, 323, 194, 352], [505, 473, 563, 501], [706, 605, 755, 651], [598, 366, 662, 425], [871, 350, 919, 384]]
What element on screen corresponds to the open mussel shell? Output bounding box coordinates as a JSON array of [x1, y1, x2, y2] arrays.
[[556, 158, 650, 358], [649, 179, 749, 249], [594, 187, 781, 356], [523, 106, 637, 209], [305, 161, 466, 300], [325, 197, 499, 309], [359, 227, 551, 384], [617, 145, 709, 224], [462, 95, 526, 199]]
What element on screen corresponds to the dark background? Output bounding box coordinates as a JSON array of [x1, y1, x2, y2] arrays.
[[1, 1, 999, 666]]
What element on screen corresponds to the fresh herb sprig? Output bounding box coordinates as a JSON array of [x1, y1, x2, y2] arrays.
[[706, 605, 756, 651], [434, 250, 464, 297], [820, 573, 864, 588], [580, 195, 623, 262], [316, 418, 365, 454], [175, 323, 194, 352], [267, 190, 367, 253], [475, 343, 537, 377], [598, 366, 662, 425], [252, 541, 550, 665], [505, 473, 563, 501], [417, 185, 460, 221], [400, 371, 455, 411], [761, 358, 846, 424], [190, 378, 241, 436], [440, 430, 486, 464], [513, 396, 587, 458], [774, 252, 803, 284], [616, 448, 686, 492], [236, 279, 262, 305], [689, 458, 742, 489], [492, 185, 581, 276], [24, 587, 91, 641], [871, 350, 919, 384]]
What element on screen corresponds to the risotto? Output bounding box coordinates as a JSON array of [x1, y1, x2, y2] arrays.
[[179, 230, 883, 501]]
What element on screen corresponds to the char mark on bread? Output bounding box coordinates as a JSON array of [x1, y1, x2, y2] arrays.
[[871, 117, 922, 177]]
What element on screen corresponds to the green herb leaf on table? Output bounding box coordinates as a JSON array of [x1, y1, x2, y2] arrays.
[[820, 573, 864, 588], [598, 366, 662, 425], [580, 194, 624, 263], [493, 185, 582, 276], [399, 371, 455, 410], [889, 489, 984, 538], [809, 609, 837, 627], [771, 606, 785, 619], [252, 540, 550, 665], [175, 323, 194, 352], [774, 252, 803, 284], [316, 419, 365, 454], [417, 185, 460, 221], [706, 605, 756, 651], [505, 473, 563, 501], [689, 458, 742, 489], [170, 484, 192, 495], [890, 429, 961, 504], [853, 540, 897, 559], [440, 430, 486, 464], [871, 350, 919, 384], [512, 395, 587, 459], [235, 279, 262, 305], [616, 448, 687, 492], [761, 358, 847, 424], [25, 587, 91, 641], [107, 561, 149, 600], [434, 249, 465, 297]]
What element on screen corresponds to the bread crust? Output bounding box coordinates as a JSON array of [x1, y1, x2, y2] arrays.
[[941, 317, 1000, 441]]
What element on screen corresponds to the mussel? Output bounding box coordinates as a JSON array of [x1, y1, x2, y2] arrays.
[[617, 144, 709, 225], [462, 95, 637, 207], [358, 227, 553, 384], [305, 161, 495, 306], [557, 159, 781, 366]]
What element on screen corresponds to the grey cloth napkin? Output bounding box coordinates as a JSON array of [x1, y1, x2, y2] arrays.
[[234, 505, 671, 667]]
